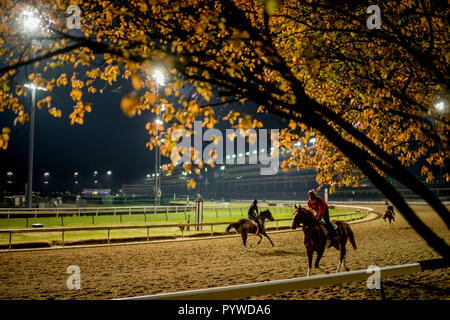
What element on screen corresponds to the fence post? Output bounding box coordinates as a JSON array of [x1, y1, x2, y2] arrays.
[[114, 208, 116, 216], [92, 214, 95, 224], [9, 232, 12, 251], [62, 231, 65, 247], [61, 216, 64, 226], [147, 227, 149, 241], [26, 217, 29, 228], [144, 213, 147, 222], [78, 209, 80, 217], [195, 195, 203, 231], [240, 208, 243, 217], [229, 208, 232, 218], [120, 214, 122, 223], [108, 229, 110, 244], [96, 208, 99, 216], [215, 208, 218, 218], [166, 207, 169, 221], [184, 207, 187, 220], [211, 225, 213, 236], [129, 208, 131, 215]]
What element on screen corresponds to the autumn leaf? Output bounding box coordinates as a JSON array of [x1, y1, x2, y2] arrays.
[[120, 95, 139, 117], [187, 178, 196, 190]]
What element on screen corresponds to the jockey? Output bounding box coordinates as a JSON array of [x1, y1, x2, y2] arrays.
[[307, 190, 337, 243], [385, 200, 395, 215], [248, 199, 262, 234]]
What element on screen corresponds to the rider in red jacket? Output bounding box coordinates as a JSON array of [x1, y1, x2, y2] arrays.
[[307, 190, 337, 243]]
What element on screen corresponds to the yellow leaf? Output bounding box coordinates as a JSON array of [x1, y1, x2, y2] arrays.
[[70, 89, 82, 101], [120, 95, 139, 117], [187, 178, 196, 190], [132, 75, 142, 90]]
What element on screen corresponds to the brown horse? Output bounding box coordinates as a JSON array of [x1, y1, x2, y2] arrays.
[[383, 210, 396, 226], [291, 204, 357, 277], [225, 209, 275, 249]]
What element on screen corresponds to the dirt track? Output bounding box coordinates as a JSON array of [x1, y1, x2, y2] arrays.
[[0, 205, 448, 300]]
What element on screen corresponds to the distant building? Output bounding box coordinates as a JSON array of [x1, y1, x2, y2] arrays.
[[121, 184, 153, 196], [82, 188, 111, 197]]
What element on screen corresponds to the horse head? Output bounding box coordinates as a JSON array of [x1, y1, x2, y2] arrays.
[[291, 204, 303, 229], [291, 204, 314, 229], [260, 209, 274, 222]]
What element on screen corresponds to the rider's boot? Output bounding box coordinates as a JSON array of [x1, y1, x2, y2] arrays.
[[328, 226, 338, 246]]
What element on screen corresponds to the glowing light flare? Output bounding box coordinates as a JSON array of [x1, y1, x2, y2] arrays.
[[152, 69, 165, 86]]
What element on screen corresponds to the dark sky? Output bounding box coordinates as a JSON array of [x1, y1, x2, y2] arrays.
[[0, 66, 287, 193], [1, 84, 155, 192]]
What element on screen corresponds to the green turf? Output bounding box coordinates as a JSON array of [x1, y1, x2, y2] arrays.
[[0, 206, 364, 245]]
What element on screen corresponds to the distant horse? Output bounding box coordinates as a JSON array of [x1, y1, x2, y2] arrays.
[[291, 204, 357, 277], [225, 209, 275, 249], [383, 210, 395, 226]]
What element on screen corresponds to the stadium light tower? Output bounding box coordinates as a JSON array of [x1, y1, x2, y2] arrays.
[[151, 68, 166, 206], [434, 100, 446, 113], [24, 83, 47, 208]]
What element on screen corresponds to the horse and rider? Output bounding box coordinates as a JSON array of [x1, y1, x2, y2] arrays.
[[383, 200, 396, 226], [292, 190, 357, 276], [226, 199, 275, 249]]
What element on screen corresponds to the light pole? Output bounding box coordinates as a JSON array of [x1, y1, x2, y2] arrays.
[[107, 170, 112, 193], [74, 171, 79, 193], [43, 171, 49, 193], [22, 9, 45, 208], [433, 99, 447, 183], [24, 83, 47, 207], [152, 69, 165, 206]]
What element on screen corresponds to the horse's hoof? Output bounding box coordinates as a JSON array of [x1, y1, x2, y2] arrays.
[[345, 268, 350, 272]]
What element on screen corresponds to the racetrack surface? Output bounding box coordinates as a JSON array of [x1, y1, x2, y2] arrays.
[[0, 205, 448, 300]]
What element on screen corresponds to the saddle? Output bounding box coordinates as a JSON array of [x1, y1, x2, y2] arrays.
[[250, 220, 261, 234]]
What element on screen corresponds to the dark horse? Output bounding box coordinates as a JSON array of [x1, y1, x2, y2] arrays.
[[226, 209, 275, 249], [291, 204, 357, 277], [383, 210, 396, 226]]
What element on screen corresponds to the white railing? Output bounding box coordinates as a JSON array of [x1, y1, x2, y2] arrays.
[[0, 205, 195, 217], [115, 258, 448, 300]]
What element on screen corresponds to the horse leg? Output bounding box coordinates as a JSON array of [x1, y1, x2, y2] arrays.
[[257, 234, 263, 244], [336, 245, 346, 273], [315, 247, 329, 274], [306, 251, 313, 277], [241, 233, 248, 250], [262, 231, 275, 247]]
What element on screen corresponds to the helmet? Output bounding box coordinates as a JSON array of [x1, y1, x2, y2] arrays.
[[308, 190, 318, 198], [253, 199, 258, 204]]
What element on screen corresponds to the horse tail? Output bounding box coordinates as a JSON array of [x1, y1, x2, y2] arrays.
[[347, 226, 357, 250], [226, 223, 239, 233]]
